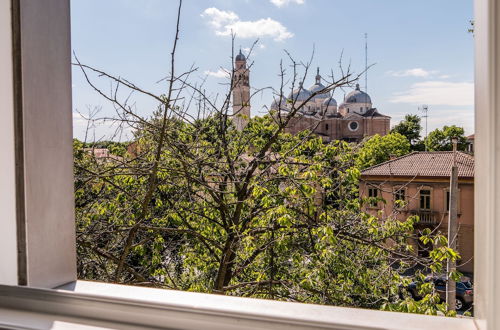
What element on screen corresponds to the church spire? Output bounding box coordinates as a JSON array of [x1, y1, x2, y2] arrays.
[[315, 67, 321, 84]]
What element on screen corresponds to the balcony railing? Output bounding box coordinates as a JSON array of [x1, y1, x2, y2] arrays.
[[410, 210, 439, 225]]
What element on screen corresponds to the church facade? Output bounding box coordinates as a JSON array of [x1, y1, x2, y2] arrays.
[[232, 52, 390, 142]]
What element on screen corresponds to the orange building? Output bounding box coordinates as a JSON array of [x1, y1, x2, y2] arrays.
[[359, 152, 474, 273]]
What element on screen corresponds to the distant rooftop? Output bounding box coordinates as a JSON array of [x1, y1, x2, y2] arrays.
[[361, 151, 474, 178]]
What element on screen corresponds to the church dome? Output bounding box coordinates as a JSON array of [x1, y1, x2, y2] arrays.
[[322, 96, 337, 107], [308, 67, 330, 100], [288, 82, 312, 102], [309, 83, 330, 100], [271, 98, 286, 110], [344, 84, 371, 104], [235, 49, 246, 61]]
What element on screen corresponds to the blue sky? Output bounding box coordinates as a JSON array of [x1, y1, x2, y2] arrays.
[[71, 0, 474, 141]]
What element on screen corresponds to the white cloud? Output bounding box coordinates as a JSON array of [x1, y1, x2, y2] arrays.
[[73, 112, 88, 125], [201, 8, 293, 41], [387, 68, 438, 78], [204, 68, 230, 79], [201, 7, 238, 29], [389, 81, 474, 106], [270, 0, 304, 7]]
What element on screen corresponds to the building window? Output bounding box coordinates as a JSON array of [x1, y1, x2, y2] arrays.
[[325, 124, 329, 130], [394, 189, 405, 202], [368, 187, 379, 207], [393, 187, 407, 209], [394, 188, 405, 202], [348, 121, 359, 131], [419, 189, 431, 210]]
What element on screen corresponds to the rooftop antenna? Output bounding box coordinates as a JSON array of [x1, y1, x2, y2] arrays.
[[364, 33, 368, 93], [419, 104, 429, 150]]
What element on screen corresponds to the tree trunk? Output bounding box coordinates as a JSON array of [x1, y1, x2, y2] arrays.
[[214, 233, 238, 291]]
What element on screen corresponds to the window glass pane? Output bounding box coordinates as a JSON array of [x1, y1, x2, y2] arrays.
[[71, 0, 475, 316]]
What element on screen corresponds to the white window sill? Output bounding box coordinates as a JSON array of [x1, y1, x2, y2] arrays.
[[0, 280, 477, 330]]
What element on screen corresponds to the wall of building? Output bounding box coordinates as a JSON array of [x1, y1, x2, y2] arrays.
[[359, 178, 474, 273], [282, 112, 390, 143]]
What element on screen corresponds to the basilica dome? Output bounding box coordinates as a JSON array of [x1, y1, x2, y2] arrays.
[[322, 96, 337, 107], [309, 82, 330, 100], [308, 68, 330, 100], [344, 84, 371, 104], [288, 82, 312, 102], [271, 98, 286, 110]]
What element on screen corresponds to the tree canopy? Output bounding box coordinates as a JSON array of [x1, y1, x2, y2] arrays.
[[425, 125, 468, 151], [356, 133, 411, 169], [390, 114, 423, 150], [75, 115, 456, 313]]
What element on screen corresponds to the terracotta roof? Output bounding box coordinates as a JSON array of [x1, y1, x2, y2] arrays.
[[361, 151, 474, 178]]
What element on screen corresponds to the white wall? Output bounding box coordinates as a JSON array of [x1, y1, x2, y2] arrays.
[[474, 0, 500, 328], [19, 0, 76, 288], [0, 0, 18, 285]]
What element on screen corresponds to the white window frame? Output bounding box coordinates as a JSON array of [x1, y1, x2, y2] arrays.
[[367, 186, 380, 209], [393, 185, 408, 211], [0, 0, 498, 329]]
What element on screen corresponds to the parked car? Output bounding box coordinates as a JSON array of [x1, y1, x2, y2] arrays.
[[407, 275, 473, 311]]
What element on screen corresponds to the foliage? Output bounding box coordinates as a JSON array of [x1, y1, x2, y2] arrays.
[[355, 133, 411, 169], [425, 125, 468, 151], [390, 114, 423, 150], [75, 115, 454, 312]]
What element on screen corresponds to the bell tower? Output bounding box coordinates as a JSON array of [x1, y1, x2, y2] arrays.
[[232, 49, 251, 130]]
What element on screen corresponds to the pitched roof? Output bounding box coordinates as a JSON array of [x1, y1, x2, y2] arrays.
[[362, 108, 390, 118], [361, 151, 474, 178]]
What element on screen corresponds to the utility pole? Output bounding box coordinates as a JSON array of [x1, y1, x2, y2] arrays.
[[446, 137, 459, 312], [419, 105, 429, 151]]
